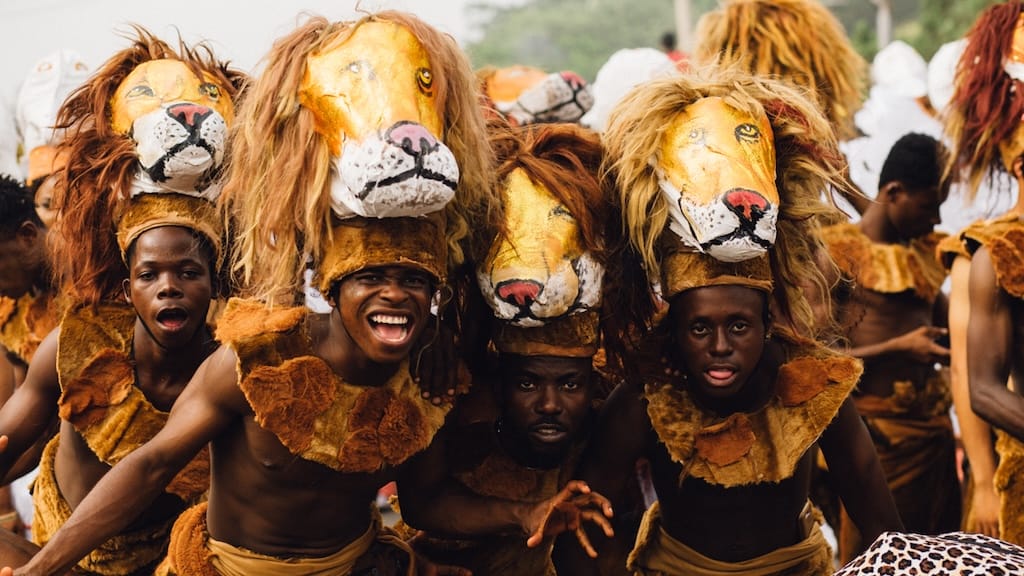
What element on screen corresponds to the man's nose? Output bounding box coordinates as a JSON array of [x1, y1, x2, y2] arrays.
[[536, 385, 563, 414]]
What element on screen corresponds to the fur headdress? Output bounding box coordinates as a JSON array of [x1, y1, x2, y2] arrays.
[[945, 1, 1024, 200], [49, 27, 246, 306], [694, 0, 867, 140], [480, 121, 607, 357], [603, 66, 846, 337], [223, 12, 495, 304]]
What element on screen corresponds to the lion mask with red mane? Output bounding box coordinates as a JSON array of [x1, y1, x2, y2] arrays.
[[51, 26, 247, 306]]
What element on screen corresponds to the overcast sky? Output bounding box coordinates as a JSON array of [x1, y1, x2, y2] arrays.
[[0, 0, 506, 102]]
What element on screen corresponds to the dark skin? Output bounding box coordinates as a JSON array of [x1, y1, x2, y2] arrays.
[[560, 286, 900, 568], [967, 156, 1024, 443], [968, 246, 1024, 440], [0, 220, 50, 390], [823, 181, 951, 397], [0, 226, 216, 566], [399, 354, 613, 558], [5, 265, 598, 575]]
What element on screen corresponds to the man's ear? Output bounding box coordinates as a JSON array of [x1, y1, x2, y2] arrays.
[[880, 181, 903, 202], [122, 278, 133, 305], [1013, 155, 1024, 181], [15, 221, 39, 245]]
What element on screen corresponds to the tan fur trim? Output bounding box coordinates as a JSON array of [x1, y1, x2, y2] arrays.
[[0, 297, 14, 327], [114, 193, 224, 268], [645, 336, 862, 487], [34, 436, 175, 575], [213, 298, 306, 343], [57, 348, 134, 429], [821, 223, 948, 302], [660, 236, 773, 299], [988, 227, 1024, 298], [227, 299, 454, 472], [852, 370, 951, 420], [315, 212, 448, 294], [694, 414, 755, 467], [0, 292, 60, 364], [995, 430, 1024, 545], [56, 304, 210, 501], [777, 357, 830, 407], [160, 502, 218, 576], [492, 310, 600, 357], [936, 232, 970, 271]]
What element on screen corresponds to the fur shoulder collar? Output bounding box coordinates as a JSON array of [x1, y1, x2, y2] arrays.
[[223, 297, 452, 473], [0, 291, 60, 365], [822, 223, 947, 302], [56, 303, 209, 500], [961, 215, 1024, 298], [644, 337, 861, 487]]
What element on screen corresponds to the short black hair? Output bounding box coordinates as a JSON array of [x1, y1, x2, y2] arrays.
[[878, 133, 949, 193], [0, 173, 43, 239], [661, 31, 677, 50], [125, 226, 216, 277]]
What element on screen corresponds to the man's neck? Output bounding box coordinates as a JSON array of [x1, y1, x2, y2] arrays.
[[132, 320, 212, 381], [858, 204, 901, 245]]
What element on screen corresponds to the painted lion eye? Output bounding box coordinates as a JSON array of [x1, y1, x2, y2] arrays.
[[199, 83, 221, 100], [552, 205, 576, 221], [417, 68, 433, 93], [735, 123, 761, 143], [126, 85, 155, 98]]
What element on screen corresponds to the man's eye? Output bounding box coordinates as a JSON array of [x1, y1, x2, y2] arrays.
[[690, 325, 709, 336], [731, 322, 750, 334], [137, 271, 155, 281], [517, 380, 537, 391], [402, 275, 430, 289], [562, 380, 580, 391]]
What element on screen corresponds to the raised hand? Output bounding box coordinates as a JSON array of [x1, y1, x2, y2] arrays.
[[524, 480, 614, 558], [895, 326, 950, 364]]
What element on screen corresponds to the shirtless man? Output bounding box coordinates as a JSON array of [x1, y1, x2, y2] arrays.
[[560, 68, 901, 574], [818, 132, 957, 561], [5, 13, 602, 576], [400, 122, 617, 575], [941, 0, 1024, 545], [0, 27, 241, 573], [0, 174, 55, 394]]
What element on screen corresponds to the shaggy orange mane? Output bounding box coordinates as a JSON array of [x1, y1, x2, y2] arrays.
[[50, 26, 246, 307], [223, 12, 495, 304], [488, 121, 607, 261], [945, 1, 1024, 199]]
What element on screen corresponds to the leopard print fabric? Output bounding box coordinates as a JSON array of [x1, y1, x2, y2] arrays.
[[835, 532, 1024, 575]]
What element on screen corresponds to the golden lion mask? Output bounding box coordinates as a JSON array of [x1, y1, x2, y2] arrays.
[[477, 168, 603, 327], [657, 96, 777, 263], [111, 59, 234, 198], [299, 20, 458, 219]]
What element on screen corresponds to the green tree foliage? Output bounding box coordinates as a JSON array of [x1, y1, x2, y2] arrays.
[[466, 0, 1000, 81], [466, 0, 715, 80]]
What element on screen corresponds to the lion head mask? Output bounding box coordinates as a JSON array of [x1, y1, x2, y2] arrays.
[[604, 67, 846, 334], [50, 27, 246, 306], [223, 12, 493, 303], [480, 65, 594, 126], [477, 122, 605, 327]]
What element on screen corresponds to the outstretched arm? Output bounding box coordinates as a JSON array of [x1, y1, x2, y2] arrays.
[[967, 248, 1024, 440], [819, 397, 903, 543], [397, 425, 612, 553], [552, 378, 651, 571], [7, 345, 244, 576], [949, 256, 999, 536], [0, 330, 62, 480]]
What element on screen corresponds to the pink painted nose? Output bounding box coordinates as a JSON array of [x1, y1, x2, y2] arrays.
[[386, 121, 439, 156], [496, 280, 541, 307], [167, 103, 212, 128], [723, 189, 770, 222]]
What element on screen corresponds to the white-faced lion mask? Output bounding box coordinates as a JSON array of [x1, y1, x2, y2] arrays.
[[655, 96, 778, 263]]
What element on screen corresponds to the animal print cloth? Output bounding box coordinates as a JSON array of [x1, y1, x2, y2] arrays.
[[834, 531, 1024, 575]]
